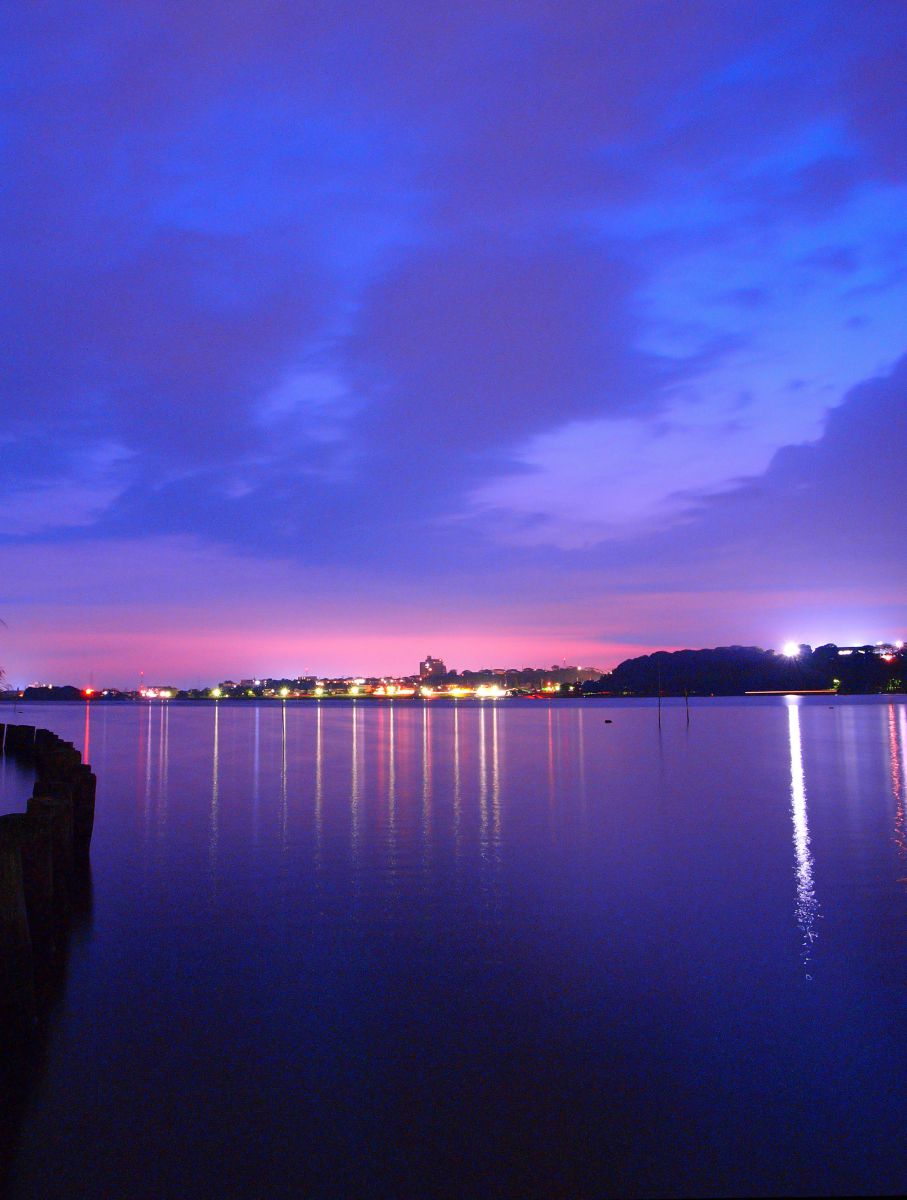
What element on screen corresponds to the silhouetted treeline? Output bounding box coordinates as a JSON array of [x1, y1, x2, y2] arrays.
[[585, 644, 905, 696], [21, 686, 84, 701]]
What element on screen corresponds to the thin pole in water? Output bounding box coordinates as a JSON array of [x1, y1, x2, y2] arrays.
[[657, 663, 662, 728], [685, 688, 690, 726]]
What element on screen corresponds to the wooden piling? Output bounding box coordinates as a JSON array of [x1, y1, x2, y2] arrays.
[[3, 725, 36, 762], [0, 825, 37, 1030], [72, 766, 97, 855], [27, 796, 74, 892], [1, 723, 97, 1037], [0, 815, 55, 943]]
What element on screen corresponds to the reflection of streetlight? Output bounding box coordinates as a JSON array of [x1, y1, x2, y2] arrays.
[[787, 700, 818, 974]]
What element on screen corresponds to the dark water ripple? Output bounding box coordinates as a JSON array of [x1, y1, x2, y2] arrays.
[[2, 697, 906, 1198]]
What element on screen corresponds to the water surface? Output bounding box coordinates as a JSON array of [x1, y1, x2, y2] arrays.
[[2, 697, 906, 1197]]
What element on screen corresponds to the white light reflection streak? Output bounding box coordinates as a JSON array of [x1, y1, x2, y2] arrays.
[[546, 706, 555, 838], [788, 701, 819, 975], [156, 701, 169, 843], [478, 705, 489, 862], [422, 703, 433, 867], [453, 703, 462, 862], [315, 703, 324, 872], [491, 703, 501, 855], [489, 704, 503, 910], [577, 706, 587, 829], [252, 707, 260, 847], [209, 702, 220, 893], [351, 703, 361, 860], [280, 700, 288, 852], [891, 705, 906, 865]]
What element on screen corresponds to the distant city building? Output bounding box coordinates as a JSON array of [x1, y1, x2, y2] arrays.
[[419, 655, 447, 680], [832, 642, 903, 659]]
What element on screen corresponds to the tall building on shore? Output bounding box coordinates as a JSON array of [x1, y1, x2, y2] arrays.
[[419, 655, 447, 680]]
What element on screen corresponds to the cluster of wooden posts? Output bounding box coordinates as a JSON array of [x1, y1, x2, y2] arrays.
[[0, 723, 96, 1031]]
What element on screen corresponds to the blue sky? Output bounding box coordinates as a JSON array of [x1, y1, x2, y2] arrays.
[[1, 1, 905, 684]]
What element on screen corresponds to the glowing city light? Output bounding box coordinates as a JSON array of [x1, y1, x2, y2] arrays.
[[210, 687, 222, 698]]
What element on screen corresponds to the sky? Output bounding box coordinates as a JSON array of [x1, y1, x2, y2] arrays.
[[1, 0, 905, 686]]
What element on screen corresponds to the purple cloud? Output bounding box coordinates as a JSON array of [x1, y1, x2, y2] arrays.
[[1, 0, 906, 678]]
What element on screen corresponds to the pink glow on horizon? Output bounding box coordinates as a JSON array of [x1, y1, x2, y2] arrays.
[[1, 541, 902, 689], [1, 625, 638, 689]]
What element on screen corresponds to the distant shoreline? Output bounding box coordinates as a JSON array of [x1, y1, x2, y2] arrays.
[[2, 692, 903, 705]]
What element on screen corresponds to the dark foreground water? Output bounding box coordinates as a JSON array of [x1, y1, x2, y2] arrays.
[[2, 697, 906, 1198]]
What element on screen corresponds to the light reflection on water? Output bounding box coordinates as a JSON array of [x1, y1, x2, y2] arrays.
[[209, 700, 220, 884], [350, 701, 361, 862], [786, 699, 819, 975], [4, 696, 907, 1199], [314, 701, 324, 869], [452, 702, 460, 859], [892, 703, 907, 867]]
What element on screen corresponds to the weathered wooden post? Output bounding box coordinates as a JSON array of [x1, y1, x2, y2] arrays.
[[0, 821, 37, 1030], [0, 815, 55, 943], [27, 796, 74, 903], [1, 724, 97, 1014], [3, 725, 35, 762], [72, 765, 97, 857], [35, 742, 82, 790]]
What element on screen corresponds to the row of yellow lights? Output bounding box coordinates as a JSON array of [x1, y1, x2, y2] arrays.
[[203, 683, 513, 699]]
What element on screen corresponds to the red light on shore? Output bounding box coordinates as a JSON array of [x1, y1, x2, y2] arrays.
[[83, 687, 95, 697]]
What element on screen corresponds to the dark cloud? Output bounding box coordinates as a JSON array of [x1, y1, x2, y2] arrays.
[[350, 240, 656, 462], [728, 353, 907, 565], [583, 355, 907, 593], [1, 0, 905, 608]]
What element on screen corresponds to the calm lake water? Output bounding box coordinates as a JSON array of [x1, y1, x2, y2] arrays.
[[2, 696, 906, 1198]]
